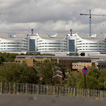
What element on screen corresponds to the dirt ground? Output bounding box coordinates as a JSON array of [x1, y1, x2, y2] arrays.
[[0, 94, 106, 106]]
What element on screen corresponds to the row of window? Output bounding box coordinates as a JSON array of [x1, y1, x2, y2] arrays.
[[0, 42, 23, 44], [0, 45, 20, 47], [38, 43, 61, 44], [38, 40, 64, 42], [97, 65, 106, 67], [77, 43, 105, 45], [60, 61, 90, 63], [38, 46, 61, 47], [77, 46, 106, 47], [0, 47, 27, 50], [0, 48, 20, 50], [78, 48, 106, 50], [38, 46, 66, 48], [38, 48, 61, 50]]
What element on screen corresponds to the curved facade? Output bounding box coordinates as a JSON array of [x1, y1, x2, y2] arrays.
[[0, 32, 106, 54], [37, 34, 67, 52], [75, 33, 106, 53], [28, 33, 67, 53], [0, 33, 28, 53]]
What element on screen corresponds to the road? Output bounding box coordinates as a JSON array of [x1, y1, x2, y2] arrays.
[[0, 94, 106, 106]]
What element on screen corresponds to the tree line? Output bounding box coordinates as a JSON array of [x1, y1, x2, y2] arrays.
[[0, 52, 106, 90], [0, 60, 62, 85], [0, 52, 17, 64]]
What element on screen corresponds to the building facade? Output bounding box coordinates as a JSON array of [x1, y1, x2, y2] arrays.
[[76, 33, 106, 54], [0, 31, 106, 55], [27, 32, 106, 55], [15, 55, 106, 70], [0, 33, 28, 53], [15, 55, 92, 71], [27, 33, 68, 53]]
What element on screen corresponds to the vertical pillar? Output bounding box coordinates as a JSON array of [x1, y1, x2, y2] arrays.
[[1, 81, 3, 94], [37, 84, 39, 95], [26, 83, 28, 94], [65, 87, 67, 96], [82, 88, 83, 96], [73, 88, 76, 96], [100, 90, 103, 97], [13, 82, 16, 94], [57, 86, 59, 96], [47, 85, 50, 95], [88, 89, 90, 97]]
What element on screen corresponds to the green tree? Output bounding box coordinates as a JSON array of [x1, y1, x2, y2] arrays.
[[98, 69, 106, 90], [77, 76, 99, 89], [65, 71, 82, 87], [19, 66, 39, 83], [77, 66, 100, 89], [0, 63, 39, 83], [36, 60, 61, 85], [0, 52, 18, 62], [87, 66, 100, 79], [65, 66, 101, 89]]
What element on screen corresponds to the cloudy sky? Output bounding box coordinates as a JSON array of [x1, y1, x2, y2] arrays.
[[0, 0, 106, 35]]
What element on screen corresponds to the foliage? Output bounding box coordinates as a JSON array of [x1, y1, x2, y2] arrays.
[[36, 60, 61, 85], [0, 63, 39, 83], [26, 53, 55, 56], [77, 76, 99, 89], [98, 69, 106, 90], [1, 55, 106, 90], [87, 66, 100, 79], [65, 66, 106, 90], [0, 52, 18, 63], [65, 71, 82, 87]]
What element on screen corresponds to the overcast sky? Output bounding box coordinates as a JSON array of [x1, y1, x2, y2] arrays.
[[0, 0, 106, 35]]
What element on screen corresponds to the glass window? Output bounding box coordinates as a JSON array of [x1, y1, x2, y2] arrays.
[[69, 40, 75, 51], [29, 39, 35, 51]]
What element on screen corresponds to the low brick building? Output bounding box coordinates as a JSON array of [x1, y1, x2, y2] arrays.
[[15, 55, 92, 71]]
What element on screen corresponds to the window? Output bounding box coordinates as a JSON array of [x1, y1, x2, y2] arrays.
[[69, 40, 75, 51], [29, 39, 35, 51]]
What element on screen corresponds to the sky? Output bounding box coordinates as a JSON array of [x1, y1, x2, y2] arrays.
[[0, 0, 106, 35]]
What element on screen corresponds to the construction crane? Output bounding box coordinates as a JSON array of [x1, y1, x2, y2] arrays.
[[80, 10, 106, 36]]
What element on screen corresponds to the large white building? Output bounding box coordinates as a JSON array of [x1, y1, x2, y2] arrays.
[[28, 33, 67, 53], [0, 31, 106, 55], [0, 33, 28, 53], [76, 33, 106, 53]]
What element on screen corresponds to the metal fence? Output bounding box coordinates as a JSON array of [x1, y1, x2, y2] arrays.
[[0, 82, 106, 97]]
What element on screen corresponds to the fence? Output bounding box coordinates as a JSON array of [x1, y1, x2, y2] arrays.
[[0, 82, 106, 97]]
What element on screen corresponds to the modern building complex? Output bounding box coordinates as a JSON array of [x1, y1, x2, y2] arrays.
[[0, 30, 106, 55]]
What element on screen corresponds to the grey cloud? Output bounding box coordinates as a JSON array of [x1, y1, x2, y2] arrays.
[[0, 0, 106, 34]]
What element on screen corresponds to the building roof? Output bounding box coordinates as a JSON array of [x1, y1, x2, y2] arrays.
[[0, 33, 9, 38], [38, 33, 66, 40], [77, 33, 106, 40], [0, 33, 27, 41], [16, 55, 91, 60], [96, 61, 106, 63]]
